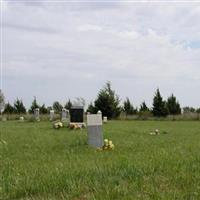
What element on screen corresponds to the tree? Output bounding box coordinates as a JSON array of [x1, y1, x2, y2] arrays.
[[152, 89, 168, 117], [3, 102, 15, 114], [123, 97, 135, 116], [0, 89, 5, 114], [29, 97, 40, 114], [87, 102, 97, 114], [183, 107, 196, 113], [139, 101, 149, 112], [40, 104, 48, 114], [14, 98, 26, 114], [53, 101, 63, 113], [93, 82, 121, 119], [196, 108, 200, 114], [166, 94, 181, 115], [64, 99, 72, 110]]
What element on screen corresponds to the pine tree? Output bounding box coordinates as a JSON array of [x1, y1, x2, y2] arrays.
[[87, 102, 97, 114], [123, 97, 135, 116], [196, 108, 200, 114], [29, 97, 40, 114], [53, 101, 63, 113], [64, 99, 72, 110], [14, 98, 26, 114], [139, 101, 149, 112], [3, 102, 15, 114], [152, 89, 168, 117], [40, 104, 48, 114], [166, 94, 181, 115], [94, 82, 121, 119]]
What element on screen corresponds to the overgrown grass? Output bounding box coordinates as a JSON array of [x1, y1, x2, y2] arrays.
[[1, 121, 200, 199]]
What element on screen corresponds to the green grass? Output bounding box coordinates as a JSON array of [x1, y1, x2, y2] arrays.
[[1, 120, 200, 200]]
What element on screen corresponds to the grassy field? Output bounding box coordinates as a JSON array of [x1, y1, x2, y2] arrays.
[[1, 120, 200, 200]]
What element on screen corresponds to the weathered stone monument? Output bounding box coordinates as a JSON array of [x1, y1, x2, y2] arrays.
[[49, 109, 54, 121], [87, 111, 103, 148], [70, 105, 84, 124], [19, 116, 24, 122], [103, 116, 108, 123], [34, 108, 40, 121], [61, 108, 68, 122]]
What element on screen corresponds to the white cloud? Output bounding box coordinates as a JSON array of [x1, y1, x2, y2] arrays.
[[2, 2, 200, 107], [77, 24, 103, 32]]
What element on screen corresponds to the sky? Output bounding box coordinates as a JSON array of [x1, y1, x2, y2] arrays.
[[1, 0, 200, 109]]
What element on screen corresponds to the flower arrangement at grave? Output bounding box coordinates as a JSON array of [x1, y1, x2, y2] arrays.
[[68, 123, 81, 130], [68, 123, 85, 130], [149, 129, 160, 135], [53, 121, 63, 129], [97, 138, 115, 151], [149, 129, 169, 135]]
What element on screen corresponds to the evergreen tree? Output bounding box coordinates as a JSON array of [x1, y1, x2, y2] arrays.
[[196, 108, 200, 113], [14, 98, 26, 114], [123, 97, 135, 115], [64, 99, 72, 110], [29, 97, 40, 114], [40, 104, 48, 114], [3, 102, 15, 114], [94, 82, 121, 119], [53, 101, 63, 113], [152, 89, 168, 117], [139, 101, 149, 112], [183, 107, 196, 113], [87, 102, 97, 114], [166, 94, 181, 115]]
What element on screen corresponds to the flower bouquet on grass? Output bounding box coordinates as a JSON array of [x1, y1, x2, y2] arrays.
[[53, 121, 63, 129]]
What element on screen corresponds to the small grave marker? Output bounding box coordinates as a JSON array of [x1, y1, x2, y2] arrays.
[[49, 109, 54, 121], [87, 111, 103, 148], [103, 116, 107, 123], [61, 108, 68, 122], [34, 108, 40, 121]]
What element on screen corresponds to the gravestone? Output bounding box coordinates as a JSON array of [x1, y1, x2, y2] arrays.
[[103, 116, 107, 123], [49, 109, 54, 121], [70, 105, 84, 123], [34, 108, 40, 121], [61, 108, 67, 122], [19, 116, 24, 122], [87, 111, 103, 148]]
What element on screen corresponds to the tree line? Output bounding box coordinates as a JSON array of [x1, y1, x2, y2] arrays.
[[2, 96, 73, 115], [0, 82, 200, 118]]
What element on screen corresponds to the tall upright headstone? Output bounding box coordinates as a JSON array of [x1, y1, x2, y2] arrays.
[[49, 109, 54, 121], [61, 108, 67, 122], [87, 111, 103, 148], [34, 108, 40, 121]]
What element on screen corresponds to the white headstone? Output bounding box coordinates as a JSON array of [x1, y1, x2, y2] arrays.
[[49, 109, 54, 121], [61, 108, 68, 122], [103, 116, 107, 123], [87, 111, 103, 148], [19, 116, 24, 122], [34, 108, 40, 121]]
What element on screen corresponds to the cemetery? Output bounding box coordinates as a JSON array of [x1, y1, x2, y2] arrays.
[[1, 112, 200, 199], [1, 84, 200, 200], [1, 2, 200, 199], [0, 85, 200, 199]]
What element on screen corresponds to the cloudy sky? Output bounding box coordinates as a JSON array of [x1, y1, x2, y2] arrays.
[[1, 0, 200, 108]]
